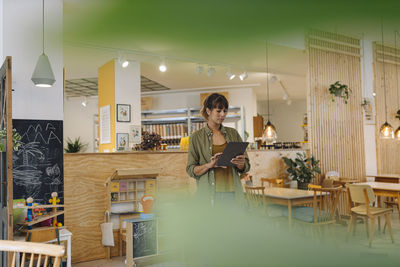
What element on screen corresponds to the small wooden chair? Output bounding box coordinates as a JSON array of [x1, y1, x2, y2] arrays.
[[26, 227, 66, 267], [119, 214, 140, 256], [346, 184, 394, 247], [0, 240, 64, 267], [244, 185, 266, 213], [260, 178, 284, 188]]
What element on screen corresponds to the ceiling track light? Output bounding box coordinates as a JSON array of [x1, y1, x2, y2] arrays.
[[207, 66, 216, 77], [239, 69, 248, 81], [195, 64, 204, 75], [159, 58, 167, 72], [81, 96, 88, 107], [226, 67, 235, 80], [31, 0, 55, 87], [121, 60, 129, 68]]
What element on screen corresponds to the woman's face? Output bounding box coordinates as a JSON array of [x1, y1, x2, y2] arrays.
[[207, 106, 228, 125]]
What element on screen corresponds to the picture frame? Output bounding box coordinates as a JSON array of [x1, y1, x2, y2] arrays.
[[117, 133, 129, 151], [129, 125, 142, 144], [117, 104, 131, 122]]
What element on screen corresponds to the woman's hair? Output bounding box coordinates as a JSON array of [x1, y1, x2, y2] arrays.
[[201, 93, 229, 120]]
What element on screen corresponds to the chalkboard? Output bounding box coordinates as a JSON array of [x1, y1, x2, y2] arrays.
[[12, 119, 63, 204], [132, 218, 157, 258]]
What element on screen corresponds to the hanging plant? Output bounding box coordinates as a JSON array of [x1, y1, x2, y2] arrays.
[[328, 81, 351, 104], [396, 109, 400, 120]]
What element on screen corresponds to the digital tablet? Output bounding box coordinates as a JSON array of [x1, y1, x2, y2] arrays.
[[217, 142, 249, 167]]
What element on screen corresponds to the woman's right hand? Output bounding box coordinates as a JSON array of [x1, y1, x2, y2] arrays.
[[208, 152, 225, 169]]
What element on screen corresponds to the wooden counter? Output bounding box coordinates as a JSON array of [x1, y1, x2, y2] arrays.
[[64, 149, 303, 263]]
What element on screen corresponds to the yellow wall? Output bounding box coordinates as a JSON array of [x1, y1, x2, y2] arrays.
[[98, 60, 115, 152]]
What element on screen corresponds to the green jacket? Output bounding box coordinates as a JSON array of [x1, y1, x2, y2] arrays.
[[186, 124, 250, 204]]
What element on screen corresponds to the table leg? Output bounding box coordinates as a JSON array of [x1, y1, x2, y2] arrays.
[[67, 236, 71, 267], [377, 196, 381, 231], [288, 200, 292, 230]]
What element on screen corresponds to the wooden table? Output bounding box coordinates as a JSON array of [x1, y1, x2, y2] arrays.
[[262, 188, 318, 228], [366, 174, 400, 183]]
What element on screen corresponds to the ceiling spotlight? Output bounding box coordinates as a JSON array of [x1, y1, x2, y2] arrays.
[[373, 92, 376, 97], [195, 64, 204, 75], [208, 66, 216, 77], [226, 67, 235, 80], [239, 70, 248, 81], [122, 60, 129, 68], [159, 59, 167, 72], [269, 75, 278, 84], [282, 93, 288, 101], [81, 97, 87, 107], [286, 99, 292, 106]]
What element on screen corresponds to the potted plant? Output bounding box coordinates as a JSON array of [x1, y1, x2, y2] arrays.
[[0, 128, 22, 152], [328, 81, 351, 104], [64, 137, 87, 153], [140, 131, 162, 150], [282, 152, 321, 190]]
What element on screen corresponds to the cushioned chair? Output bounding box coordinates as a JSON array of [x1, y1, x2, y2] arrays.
[[283, 187, 341, 235], [0, 239, 64, 267], [346, 184, 394, 247]]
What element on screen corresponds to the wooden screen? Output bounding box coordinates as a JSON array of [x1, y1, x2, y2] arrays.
[[374, 43, 400, 174], [307, 29, 365, 182]]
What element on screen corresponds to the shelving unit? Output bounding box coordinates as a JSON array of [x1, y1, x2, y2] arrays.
[[141, 106, 245, 148]]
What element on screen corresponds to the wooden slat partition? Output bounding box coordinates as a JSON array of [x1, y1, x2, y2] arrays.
[[374, 43, 400, 174], [307, 29, 366, 183]]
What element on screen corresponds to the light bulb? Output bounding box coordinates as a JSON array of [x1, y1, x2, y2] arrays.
[[226, 70, 235, 80], [159, 63, 167, 72], [395, 126, 400, 140], [262, 121, 277, 144], [379, 121, 394, 139], [195, 65, 203, 75], [239, 71, 248, 81], [208, 66, 216, 77], [122, 60, 129, 68]]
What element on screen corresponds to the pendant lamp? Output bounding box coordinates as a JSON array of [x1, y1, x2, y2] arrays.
[[31, 0, 55, 87], [394, 31, 400, 140], [379, 20, 394, 139], [262, 42, 277, 144]]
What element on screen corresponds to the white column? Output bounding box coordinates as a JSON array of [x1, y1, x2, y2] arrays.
[[362, 39, 378, 176], [114, 60, 141, 147]]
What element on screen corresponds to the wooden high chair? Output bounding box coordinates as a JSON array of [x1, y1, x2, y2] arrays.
[[244, 185, 266, 213], [0, 240, 64, 267]]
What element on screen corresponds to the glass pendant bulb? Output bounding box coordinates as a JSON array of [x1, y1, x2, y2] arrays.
[[262, 120, 277, 144], [379, 121, 394, 139], [395, 126, 400, 140]]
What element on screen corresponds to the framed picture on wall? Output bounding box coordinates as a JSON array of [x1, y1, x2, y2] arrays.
[[117, 104, 131, 122], [117, 133, 129, 151]]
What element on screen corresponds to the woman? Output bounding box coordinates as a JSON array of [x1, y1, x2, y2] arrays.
[[186, 93, 250, 206]]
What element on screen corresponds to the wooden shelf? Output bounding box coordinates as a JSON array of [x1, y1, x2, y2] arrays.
[[25, 204, 65, 209], [20, 210, 65, 226], [111, 200, 140, 204]]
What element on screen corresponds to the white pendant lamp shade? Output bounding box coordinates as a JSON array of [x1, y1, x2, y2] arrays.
[[262, 121, 277, 144], [31, 53, 55, 87], [379, 121, 394, 139]]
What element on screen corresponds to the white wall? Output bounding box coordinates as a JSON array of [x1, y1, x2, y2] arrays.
[[362, 39, 377, 175], [146, 87, 257, 142], [257, 99, 306, 142], [63, 97, 98, 152], [3, 0, 63, 120], [0, 0, 3, 63]]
